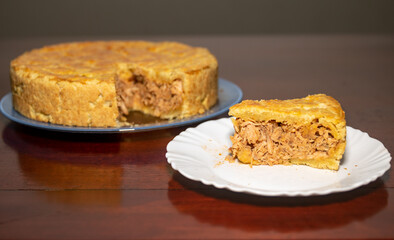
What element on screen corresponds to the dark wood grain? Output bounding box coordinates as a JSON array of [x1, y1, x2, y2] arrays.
[[0, 35, 393, 239]]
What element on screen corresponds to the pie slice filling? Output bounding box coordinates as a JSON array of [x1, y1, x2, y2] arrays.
[[229, 118, 340, 166]]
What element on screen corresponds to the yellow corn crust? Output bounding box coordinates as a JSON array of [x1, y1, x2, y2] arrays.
[[10, 41, 218, 127], [229, 94, 346, 139]]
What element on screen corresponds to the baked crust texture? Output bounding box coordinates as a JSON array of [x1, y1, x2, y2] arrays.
[[228, 94, 346, 170], [10, 41, 218, 127]]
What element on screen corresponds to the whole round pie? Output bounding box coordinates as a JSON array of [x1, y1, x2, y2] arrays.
[[10, 41, 218, 127]]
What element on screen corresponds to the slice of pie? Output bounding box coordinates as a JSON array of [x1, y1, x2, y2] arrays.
[[228, 94, 346, 170]]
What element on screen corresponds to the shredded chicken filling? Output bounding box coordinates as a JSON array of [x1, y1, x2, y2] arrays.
[[116, 74, 183, 116], [230, 118, 339, 165]]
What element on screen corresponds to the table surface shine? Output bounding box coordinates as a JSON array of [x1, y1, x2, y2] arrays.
[[0, 35, 393, 239]]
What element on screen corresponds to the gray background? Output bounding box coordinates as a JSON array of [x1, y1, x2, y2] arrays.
[[1, 0, 394, 38]]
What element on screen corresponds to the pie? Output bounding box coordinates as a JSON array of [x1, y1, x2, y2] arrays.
[[10, 41, 218, 127], [228, 94, 346, 170]]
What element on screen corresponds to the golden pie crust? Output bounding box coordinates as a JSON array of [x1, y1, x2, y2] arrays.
[[228, 94, 346, 170], [10, 41, 218, 127]]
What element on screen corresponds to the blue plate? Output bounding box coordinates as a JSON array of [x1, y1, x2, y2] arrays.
[[0, 78, 242, 133]]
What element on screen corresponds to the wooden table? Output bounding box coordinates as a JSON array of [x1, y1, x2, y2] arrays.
[[0, 35, 393, 239]]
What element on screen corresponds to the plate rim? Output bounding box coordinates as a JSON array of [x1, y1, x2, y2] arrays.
[[166, 118, 392, 197], [0, 78, 242, 133]]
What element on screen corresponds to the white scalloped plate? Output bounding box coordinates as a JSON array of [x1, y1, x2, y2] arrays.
[[166, 118, 391, 196]]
